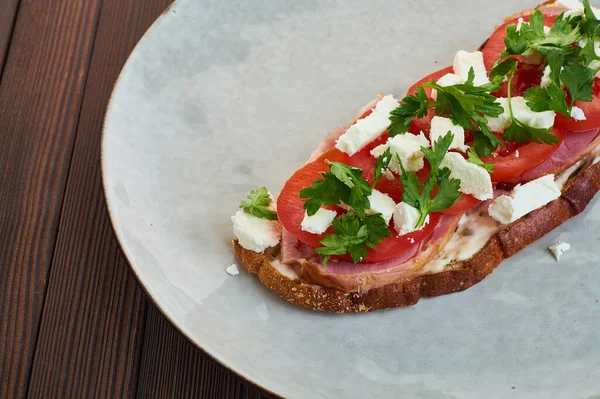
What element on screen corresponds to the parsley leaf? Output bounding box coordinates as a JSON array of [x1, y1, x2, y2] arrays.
[[423, 75, 504, 152], [503, 64, 558, 145], [472, 130, 492, 157], [561, 63, 596, 107], [503, 118, 558, 144], [502, 11, 581, 59], [583, 0, 600, 39], [523, 52, 570, 115], [299, 161, 372, 217], [239, 187, 278, 220], [315, 211, 391, 264], [399, 132, 462, 227], [388, 87, 430, 136], [524, 84, 569, 115], [373, 147, 393, 186], [489, 58, 517, 84], [316, 211, 368, 264], [467, 147, 494, 173]]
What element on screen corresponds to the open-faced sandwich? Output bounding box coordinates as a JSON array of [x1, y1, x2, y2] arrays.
[[231, 0, 600, 312]]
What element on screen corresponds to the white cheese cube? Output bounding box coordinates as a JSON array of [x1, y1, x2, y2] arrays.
[[231, 210, 282, 253], [541, 65, 552, 88], [548, 241, 571, 262], [571, 106, 586, 121], [301, 208, 337, 234], [590, 59, 600, 79], [339, 189, 396, 223], [486, 97, 555, 132], [371, 132, 430, 174], [374, 94, 400, 115], [366, 189, 396, 224], [226, 264, 240, 276], [486, 98, 511, 133], [335, 95, 398, 155], [437, 73, 462, 86], [540, 65, 564, 89], [512, 97, 556, 129], [453, 50, 490, 86], [488, 174, 561, 224], [440, 152, 493, 201], [430, 116, 469, 152], [431, 73, 462, 100], [393, 202, 429, 236]]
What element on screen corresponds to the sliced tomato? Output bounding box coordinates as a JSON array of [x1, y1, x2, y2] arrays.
[[482, 127, 566, 181], [440, 194, 480, 214], [482, 14, 559, 71], [277, 149, 348, 249], [482, 13, 559, 98], [277, 147, 440, 263], [555, 79, 600, 131], [337, 213, 441, 263]]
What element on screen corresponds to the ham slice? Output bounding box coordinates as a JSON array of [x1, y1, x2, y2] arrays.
[[510, 128, 600, 185], [283, 214, 460, 292]]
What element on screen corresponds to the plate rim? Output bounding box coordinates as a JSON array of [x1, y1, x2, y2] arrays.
[[100, 0, 281, 396]]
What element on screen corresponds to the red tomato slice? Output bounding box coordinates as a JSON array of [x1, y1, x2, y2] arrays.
[[482, 14, 559, 72], [482, 13, 559, 97], [336, 213, 441, 263], [277, 147, 440, 263], [440, 194, 480, 214], [555, 79, 600, 131], [482, 127, 566, 181], [277, 149, 347, 249]]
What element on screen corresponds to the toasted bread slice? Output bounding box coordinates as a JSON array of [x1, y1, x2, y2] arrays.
[[234, 160, 600, 312], [233, 0, 600, 312]]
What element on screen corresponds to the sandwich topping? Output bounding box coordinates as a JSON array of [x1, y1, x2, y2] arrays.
[[233, 0, 600, 275]]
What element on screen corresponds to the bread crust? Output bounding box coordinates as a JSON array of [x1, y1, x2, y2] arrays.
[[234, 162, 600, 313]]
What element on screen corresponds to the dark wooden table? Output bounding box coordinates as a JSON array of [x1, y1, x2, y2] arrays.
[[0, 1, 270, 397]]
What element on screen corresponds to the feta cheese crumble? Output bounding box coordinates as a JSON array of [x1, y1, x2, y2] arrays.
[[571, 106, 586, 121], [301, 208, 337, 234], [431, 73, 462, 100], [488, 174, 561, 224], [335, 94, 399, 155], [371, 132, 429, 174], [232, 210, 282, 252], [366, 190, 396, 224], [548, 241, 571, 262], [430, 116, 469, 152], [440, 152, 494, 200], [393, 202, 429, 236], [226, 264, 240, 276], [453, 50, 490, 86], [486, 97, 556, 133]]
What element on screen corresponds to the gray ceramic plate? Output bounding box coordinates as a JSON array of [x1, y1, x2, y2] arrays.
[[102, 0, 600, 397]]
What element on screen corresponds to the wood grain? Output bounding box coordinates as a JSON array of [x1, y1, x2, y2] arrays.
[[25, 0, 171, 397], [137, 306, 272, 399], [0, 0, 19, 77], [0, 1, 102, 397]]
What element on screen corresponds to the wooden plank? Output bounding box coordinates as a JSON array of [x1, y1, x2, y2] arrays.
[[0, 1, 103, 397], [136, 306, 272, 398], [0, 0, 20, 77], [24, 0, 173, 397]]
